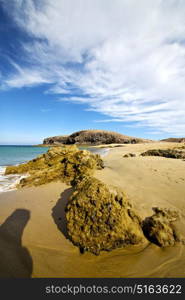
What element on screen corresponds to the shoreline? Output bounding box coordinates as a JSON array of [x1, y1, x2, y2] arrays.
[[0, 142, 185, 277], [0, 146, 109, 193]]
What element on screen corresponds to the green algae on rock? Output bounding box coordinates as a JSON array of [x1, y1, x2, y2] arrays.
[[65, 177, 145, 255], [142, 207, 180, 247], [5, 146, 104, 188]]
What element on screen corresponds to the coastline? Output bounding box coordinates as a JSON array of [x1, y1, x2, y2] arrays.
[[0, 145, 108, 193], [0, 142, 185, 277], [0, 166, 28, 193]]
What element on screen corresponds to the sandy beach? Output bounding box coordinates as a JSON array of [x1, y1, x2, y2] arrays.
[[0, 142, 185, 278]]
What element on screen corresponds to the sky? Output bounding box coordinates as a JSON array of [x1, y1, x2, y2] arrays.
[[0, 0, 185, 144]]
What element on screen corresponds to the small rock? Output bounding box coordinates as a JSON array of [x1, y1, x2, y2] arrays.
[[142, 207, 180, 247], [123, 153, 136, 158]]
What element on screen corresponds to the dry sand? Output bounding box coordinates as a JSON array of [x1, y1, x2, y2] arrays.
[[0, 142, 185, 278]]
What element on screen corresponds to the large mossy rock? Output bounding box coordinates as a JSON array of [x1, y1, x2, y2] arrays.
[[66, 177, 144, 255], [5, 146, 104, 188], [142, 208, 180, 247]]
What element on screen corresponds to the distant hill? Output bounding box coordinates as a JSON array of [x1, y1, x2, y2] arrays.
[[161, 138, 185, 143], [43, 130, 151, 145]]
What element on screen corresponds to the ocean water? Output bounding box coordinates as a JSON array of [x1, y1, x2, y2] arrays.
[[0, 145, 109, 193], [0, 146, 49, 193], [0, 145, 50, 166]]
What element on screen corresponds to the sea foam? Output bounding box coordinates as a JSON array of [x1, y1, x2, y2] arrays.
[[0, 166, 27, 193]]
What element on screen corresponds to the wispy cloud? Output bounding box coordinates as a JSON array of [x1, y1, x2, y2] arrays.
[[1, 0, 185, 135]]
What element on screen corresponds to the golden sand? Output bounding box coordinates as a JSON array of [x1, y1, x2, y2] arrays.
[[0, 142, 185, 277]]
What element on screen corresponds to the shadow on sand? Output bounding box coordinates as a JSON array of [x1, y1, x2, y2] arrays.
[[52, 188, 73, 239], [0, 209, 32, 278]]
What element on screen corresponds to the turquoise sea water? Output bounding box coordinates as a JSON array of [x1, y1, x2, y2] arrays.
[[0, 146, 49, 192], [0, 145, 49, 166], [0, 145, 109, 192]]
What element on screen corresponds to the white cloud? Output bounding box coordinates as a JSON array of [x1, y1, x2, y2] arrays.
[[1, 0, 185, 135]]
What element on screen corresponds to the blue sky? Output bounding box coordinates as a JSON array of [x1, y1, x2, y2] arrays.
[[0, 0, 185, 144]]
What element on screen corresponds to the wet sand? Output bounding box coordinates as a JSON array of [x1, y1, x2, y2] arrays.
[[0, 142, 185, 277]]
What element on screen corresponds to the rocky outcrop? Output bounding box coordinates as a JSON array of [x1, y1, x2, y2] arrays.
[[43, 130, 151, 145], [141, 148, 185, 159], [5, 146, 104, 188], [66, 177, 145, 255], [66, 178, 184, 254], [43, 135, 68, 144], [142, 208, 180, 247], [161, 138, 185, 143]]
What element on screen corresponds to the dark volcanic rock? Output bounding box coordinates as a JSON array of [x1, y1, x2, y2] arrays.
[[142, 207, 180, 247], [65, 177, 144, 255], [141, 149, 185, 159], [43, 130, 151, 145]]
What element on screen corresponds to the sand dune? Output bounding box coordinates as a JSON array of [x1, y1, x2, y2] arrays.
[[0, 142, 185, 277]]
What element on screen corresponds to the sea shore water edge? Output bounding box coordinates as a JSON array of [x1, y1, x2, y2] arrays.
[[0, 145, 109, 192]]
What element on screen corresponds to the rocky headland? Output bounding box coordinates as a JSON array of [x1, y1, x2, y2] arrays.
[[43, 129, 152, 145]]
